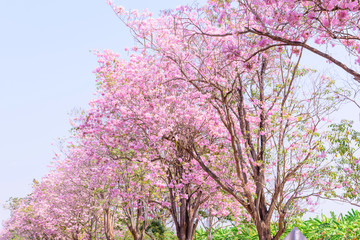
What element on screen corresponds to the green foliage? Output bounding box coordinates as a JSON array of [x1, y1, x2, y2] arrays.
[[4, 197, 23, 213], [195, 222, 281, 240], [297, 210, 360, 239], [195, 210, 360, 240], [113, 225, 177, 240], [326, 120, 360, 202], [328, 121, 360, 158], [146, 220, 166, 240]]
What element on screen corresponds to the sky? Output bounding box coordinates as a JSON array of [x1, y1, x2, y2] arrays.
[[0, 0, 358, 226]]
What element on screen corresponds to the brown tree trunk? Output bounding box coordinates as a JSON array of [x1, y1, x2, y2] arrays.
[[177, 231, 186, 240], [104, 208, 115, 240], [176, 228, 196, 240], [130, 227, 141, 240], [256, 221, 272, 240], [174, 213, 198, 240], [173, 198, 199, 240]]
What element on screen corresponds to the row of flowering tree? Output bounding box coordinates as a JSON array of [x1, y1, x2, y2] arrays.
[[1, 52, 239, 239], [2, 0, 360, 239]]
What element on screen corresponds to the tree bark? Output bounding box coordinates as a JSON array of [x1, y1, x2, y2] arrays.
[[256, 221, 272, 240], [104, 208, 115, 240], [130, 227, 140, 240]]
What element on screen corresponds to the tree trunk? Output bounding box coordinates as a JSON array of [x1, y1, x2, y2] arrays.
[[177, 231, 186, 240], [104, 208, 115, 240], [206, 215, 213, 240], [256, 221, 272, 240], [175, 220, 197, 240], [207, 230, 213, 240], [130, 227, 140, 240]]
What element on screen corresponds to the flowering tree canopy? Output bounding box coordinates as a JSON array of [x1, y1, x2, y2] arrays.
[[2, 1, 358, 240], [207, 0, 360, 82]]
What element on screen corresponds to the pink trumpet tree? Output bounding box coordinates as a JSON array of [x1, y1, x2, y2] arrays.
[[1, 136, 156, 240], [52, 136, 156, 240], [107, 2, 346, 239], [79, 50, 233, 240], [2, 1, 355, 239]]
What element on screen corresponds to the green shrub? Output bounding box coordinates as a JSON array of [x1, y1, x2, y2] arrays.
[[195, 210, 360, 240]]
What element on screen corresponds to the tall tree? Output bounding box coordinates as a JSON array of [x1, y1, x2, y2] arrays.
[[108, 3, 346, 239], [81, 51, 225, 240]]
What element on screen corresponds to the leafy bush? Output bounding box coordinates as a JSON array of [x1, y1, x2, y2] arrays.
[[195, 210, 360, 240]]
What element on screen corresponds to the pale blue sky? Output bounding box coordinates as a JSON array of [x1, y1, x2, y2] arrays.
[[0, 0, 204, 224], [0, 0, 358, 226]]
